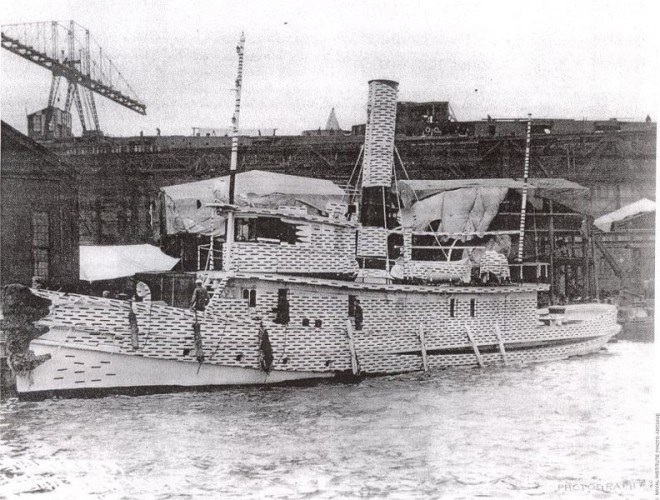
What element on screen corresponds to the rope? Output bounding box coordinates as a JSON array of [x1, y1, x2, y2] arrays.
[[278, 326, 290, 362], [394, 146, 446, 259], [207, 321, 229, 362], [341, 145, 364, 207], [140, 301, 155, 349], [193, 309, 204, 363], [128, 301, 139, 350], [392, 156, 403, 220], [394, 146, 415, 188], [381, 185, 390, 270]]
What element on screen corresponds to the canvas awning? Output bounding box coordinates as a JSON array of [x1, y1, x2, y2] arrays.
[[594, 198, 656, 232], [397, 179, 521, 233], [396, 178, 590, 233], [160, 170, 346, 235], [397, 179, 527, 208], [521, 178, 590, 214], [80, 245, 180, 282]]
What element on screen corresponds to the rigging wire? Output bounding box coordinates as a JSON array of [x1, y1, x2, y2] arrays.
[[341, 145, 364, 207], [394, 145, 448, 260]]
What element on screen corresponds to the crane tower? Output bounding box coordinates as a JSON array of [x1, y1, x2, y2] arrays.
[[1, 20, 146, 140]]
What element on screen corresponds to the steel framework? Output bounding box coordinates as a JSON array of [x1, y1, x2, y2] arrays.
[[2, 20, 146, 135]]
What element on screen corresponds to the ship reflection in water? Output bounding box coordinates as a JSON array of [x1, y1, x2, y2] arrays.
[[0, 342, 654, 499]]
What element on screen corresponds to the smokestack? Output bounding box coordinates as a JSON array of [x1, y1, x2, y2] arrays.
[[357, 80, 399, 274], [362, 79, 399, 188]]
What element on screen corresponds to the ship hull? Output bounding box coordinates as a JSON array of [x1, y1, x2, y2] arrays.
[[9, 277, 620, 399], [16, 339, 333, 399], [15, 329, 617, 400]]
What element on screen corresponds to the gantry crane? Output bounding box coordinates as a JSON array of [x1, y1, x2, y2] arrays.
[[1, 20, 146, 138]]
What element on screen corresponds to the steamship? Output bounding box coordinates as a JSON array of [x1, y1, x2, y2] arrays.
[[5, 38, 619, 399]]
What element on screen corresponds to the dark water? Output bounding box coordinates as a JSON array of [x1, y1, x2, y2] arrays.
[[0, 342, 656, 499]]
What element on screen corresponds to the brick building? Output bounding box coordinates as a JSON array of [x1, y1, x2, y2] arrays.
[[1, 121, 79, 289]]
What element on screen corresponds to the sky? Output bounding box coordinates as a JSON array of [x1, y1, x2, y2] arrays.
[[1, 0, 659, 137]]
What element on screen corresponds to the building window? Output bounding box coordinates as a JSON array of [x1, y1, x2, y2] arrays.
[[32, 211, 50, 279], [33, 115, 41, 132], [470, 298, 476, 317], [449, 298, 456, 318]]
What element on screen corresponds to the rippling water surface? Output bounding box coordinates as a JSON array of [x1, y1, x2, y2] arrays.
[[0, 342, 655, 499]]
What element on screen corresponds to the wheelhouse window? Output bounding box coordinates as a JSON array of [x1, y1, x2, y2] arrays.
[[32, 211, 50, 279], [411, 234, 466, 262], [235, 217, 299, 244]]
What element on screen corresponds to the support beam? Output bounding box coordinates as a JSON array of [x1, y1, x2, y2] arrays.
[[346, 319, 360, 375], [582, 218, 590, 300], [549, 200, 555, 302], [418, 325, 429, 372], [493, 325, 507, 366], [590, 224, 600, 300], [1, 33, 146, 114], [594, 237, 624, 280], [465, 325, 484, 368]]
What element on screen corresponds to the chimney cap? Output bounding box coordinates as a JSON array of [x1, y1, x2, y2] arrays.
[[368, 79, 399, 87]]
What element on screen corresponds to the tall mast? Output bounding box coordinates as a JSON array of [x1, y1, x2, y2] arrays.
[[516, 114, 532, 262], [229, 32, 245, 204], [224, 32, 245, 272]]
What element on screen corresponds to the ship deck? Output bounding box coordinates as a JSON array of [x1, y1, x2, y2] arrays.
[[201, 270, 550, 295]]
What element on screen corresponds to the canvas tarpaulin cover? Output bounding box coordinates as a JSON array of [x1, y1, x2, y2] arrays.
[[397, 179, 526, 233], [80, 245, 180, 281], [396, 178, 589, 233], [160, 170, 346, 236], [522, 178, 590, 214]]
